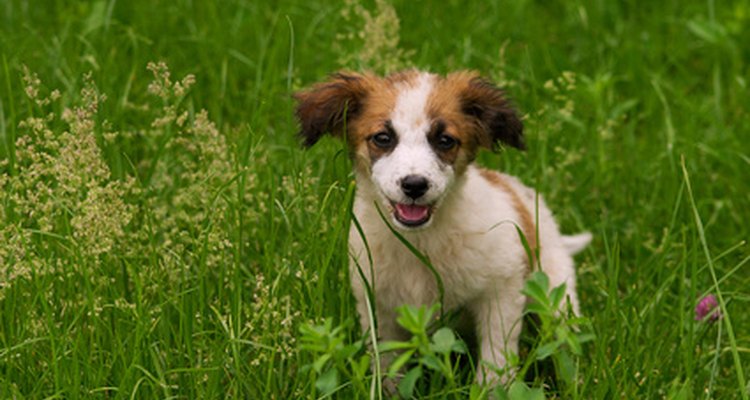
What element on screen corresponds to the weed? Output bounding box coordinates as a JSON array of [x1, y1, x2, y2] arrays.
[[0, 0, 748, 398]]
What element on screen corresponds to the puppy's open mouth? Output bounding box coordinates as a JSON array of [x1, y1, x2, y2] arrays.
[[392, 202, 432, 227]]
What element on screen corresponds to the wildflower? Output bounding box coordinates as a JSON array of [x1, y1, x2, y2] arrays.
[[695, 294, 721, 322]]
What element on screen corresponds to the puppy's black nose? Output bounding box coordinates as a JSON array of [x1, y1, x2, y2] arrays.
[[400, 175, 429, 199]]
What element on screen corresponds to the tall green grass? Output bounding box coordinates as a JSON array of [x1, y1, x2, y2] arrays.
[[1, 0, 748, 398]]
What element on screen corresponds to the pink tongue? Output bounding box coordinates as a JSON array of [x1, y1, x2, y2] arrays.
[[395, 204, 429, 222]]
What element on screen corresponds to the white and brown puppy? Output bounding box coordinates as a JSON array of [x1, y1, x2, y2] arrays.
[[295, 70, 590, 384]]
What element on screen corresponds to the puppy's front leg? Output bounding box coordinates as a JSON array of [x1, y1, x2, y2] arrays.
[[472, 279, 526, 386]]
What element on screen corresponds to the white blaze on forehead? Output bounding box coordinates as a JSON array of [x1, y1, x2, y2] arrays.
[[390, 73, 434, 137], [369, 72, 454, 211]]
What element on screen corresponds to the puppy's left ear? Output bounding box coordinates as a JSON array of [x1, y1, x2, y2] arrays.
[[459, 74, 525, 150]]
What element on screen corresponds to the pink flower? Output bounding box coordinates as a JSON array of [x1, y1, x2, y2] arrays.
[[695, 294, 721, 322]]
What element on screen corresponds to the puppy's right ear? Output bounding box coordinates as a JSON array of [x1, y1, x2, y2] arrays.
[[294, 72, 370, 147]]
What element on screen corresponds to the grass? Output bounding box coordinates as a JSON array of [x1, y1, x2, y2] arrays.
[[1, 0, 748, 398]]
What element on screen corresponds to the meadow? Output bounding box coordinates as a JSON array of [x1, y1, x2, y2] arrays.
[[0, 0, 748, 398]]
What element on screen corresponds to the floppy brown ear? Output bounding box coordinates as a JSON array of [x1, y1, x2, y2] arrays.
[[293, 72, 370, 147], [458, 74, 525, 150]]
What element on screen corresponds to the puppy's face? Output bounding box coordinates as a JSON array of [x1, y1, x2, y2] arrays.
[[295, 70, 523, 229]]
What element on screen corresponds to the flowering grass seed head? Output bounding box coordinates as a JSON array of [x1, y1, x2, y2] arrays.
[[336, 0, 414, 74], [4, 62, 300, 381]]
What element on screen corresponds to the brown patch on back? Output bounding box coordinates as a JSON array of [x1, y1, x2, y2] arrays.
[[478, 168, 537, 270]]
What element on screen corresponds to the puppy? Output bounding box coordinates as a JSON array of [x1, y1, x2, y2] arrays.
[[294, 70, 590, 384]]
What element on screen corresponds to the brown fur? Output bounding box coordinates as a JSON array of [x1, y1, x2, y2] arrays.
[[294, 71, 377, 147], [427, 72, 490, 174], [478, 168, 537, 268], [348, 83, 399, 173], [294, 70, 524, 175], [453, 72, 525, 151], [426, 120, 461, 165]]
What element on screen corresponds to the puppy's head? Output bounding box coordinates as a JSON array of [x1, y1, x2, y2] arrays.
[[295, 70, 523, 229]]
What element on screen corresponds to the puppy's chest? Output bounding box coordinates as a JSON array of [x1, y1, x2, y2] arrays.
[[368, 232, 497, 310]]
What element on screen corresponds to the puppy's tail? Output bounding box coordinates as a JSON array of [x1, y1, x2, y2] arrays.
[[561, 232, 592, 255]]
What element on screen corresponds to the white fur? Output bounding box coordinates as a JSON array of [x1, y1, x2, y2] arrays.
[[370, 73, 453, 226], [561, 232, 593, 255], [350, 166, 583, 383], [345, 73, 588, 386]]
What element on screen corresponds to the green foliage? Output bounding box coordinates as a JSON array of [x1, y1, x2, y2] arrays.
[[495, 382, 546, 400], [521, 272, 594, 367], [379, 304, 467, 397], [300, 319, 370, 396], [1, 0, 749, 398], [299, 305, 470, 399], [492, 272, 595, 399]]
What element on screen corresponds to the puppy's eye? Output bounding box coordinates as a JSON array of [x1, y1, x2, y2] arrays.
[[370, 132, 395, 149], [435, 133, 458, 150]]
